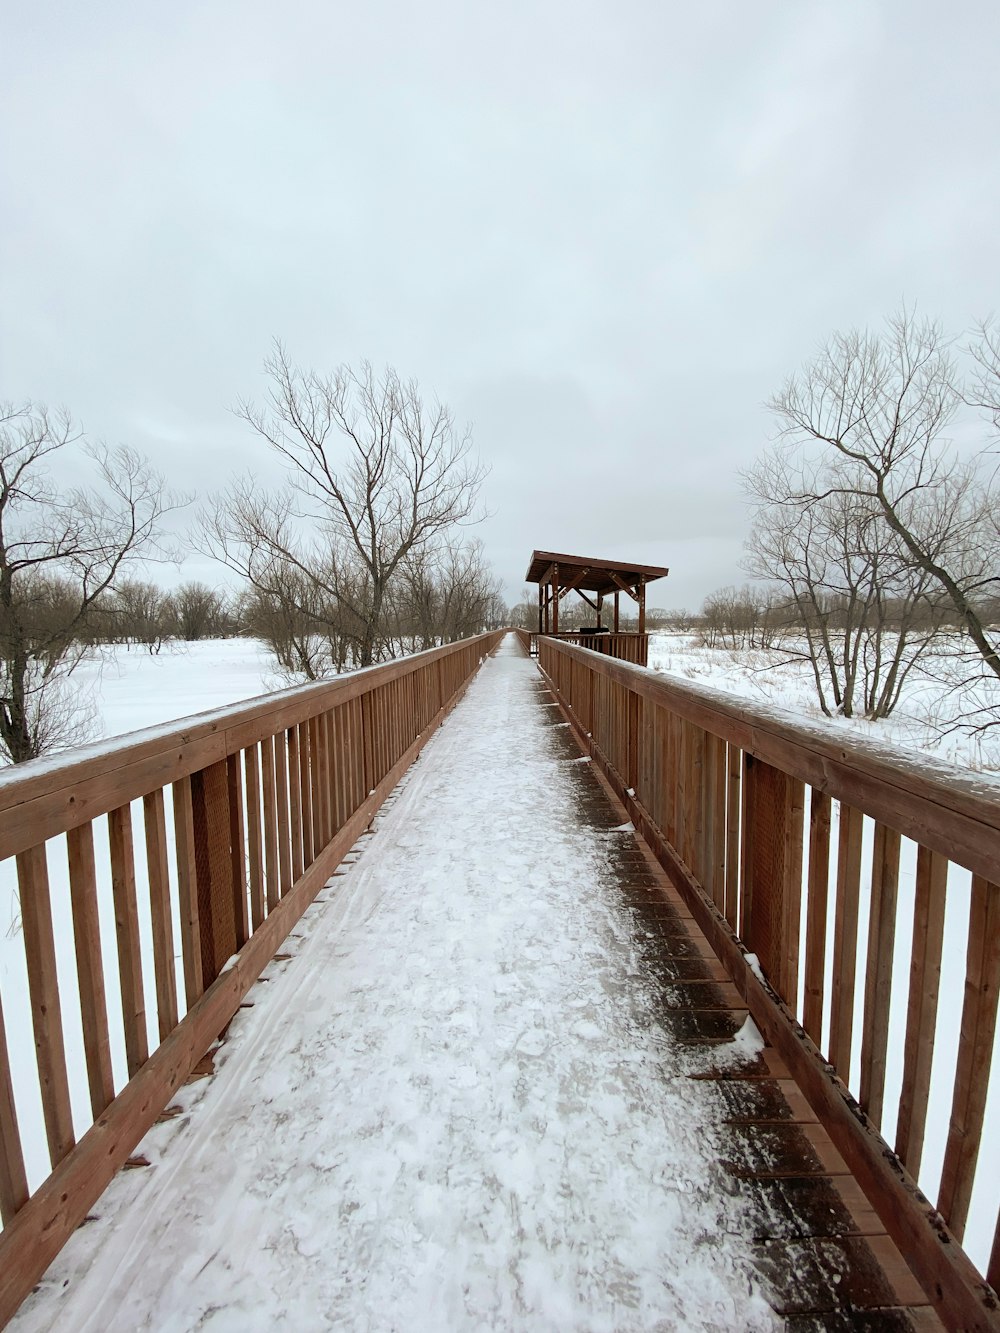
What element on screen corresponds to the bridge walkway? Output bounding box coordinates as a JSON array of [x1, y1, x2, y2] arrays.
[[13, 638, 937, 1331]]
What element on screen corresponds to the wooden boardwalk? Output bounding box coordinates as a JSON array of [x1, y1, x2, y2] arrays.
[[533, 674, 941, 1329], [2, 630, 997, 1328]]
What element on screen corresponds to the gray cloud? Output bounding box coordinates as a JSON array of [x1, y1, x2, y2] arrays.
[[4, 1, 998, 611]]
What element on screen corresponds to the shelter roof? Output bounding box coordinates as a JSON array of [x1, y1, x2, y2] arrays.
[[524, 550, 669, 596]]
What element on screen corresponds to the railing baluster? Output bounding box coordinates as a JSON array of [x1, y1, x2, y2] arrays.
[[273, 733, 292, 898], [860, 823, 901, 1127], [261, 738, 279, 913], [829, 803, 863, 1076], [989, 1217, 1000, 1303], [333, 704, 347, 832], [226, 755, 249, 945], [724, 742, 741, 929], [287, 726, 303, 884], [171, 774, 204, 1009], [66, 822, 116, 1115], [307, 716, 323, 852], [142, 792, 179, 1042], [803, 788, 832, 1045], [938, 876, 1000, 1240], [16, 844, 75, 1165], [297, 721, 313, 869], [244, 745, 265, 930], [0, 987, 29, 1223], [108, 805, 149, 1078], [895, 846, 947, 1175], [739, 758, 803, 1006]]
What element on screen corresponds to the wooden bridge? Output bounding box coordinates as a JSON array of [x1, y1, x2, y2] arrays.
[[0, 631, 998, 1328]]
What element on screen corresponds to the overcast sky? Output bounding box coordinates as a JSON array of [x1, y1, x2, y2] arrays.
[[3, 2, 998, 610]]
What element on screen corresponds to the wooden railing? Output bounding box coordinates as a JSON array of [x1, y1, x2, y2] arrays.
[[523, 631, 649, 665], [537, 635, 1000, 1329], [0, 632, 503, 1323]]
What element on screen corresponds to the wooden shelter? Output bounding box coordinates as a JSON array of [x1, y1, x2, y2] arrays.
[[525, 549, 670, 634]]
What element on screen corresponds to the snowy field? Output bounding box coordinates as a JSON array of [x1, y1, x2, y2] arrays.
[[647, 632, 1000, 773], [13, 641, 778, 1332], [56, 637, 280, 742]]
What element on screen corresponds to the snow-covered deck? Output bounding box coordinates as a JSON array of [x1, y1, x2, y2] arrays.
[[12, 640, 933, 1330]]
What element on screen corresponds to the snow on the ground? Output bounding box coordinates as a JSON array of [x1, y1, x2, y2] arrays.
[[69, 638, 279, 740], [13, 639, 778, 1333]]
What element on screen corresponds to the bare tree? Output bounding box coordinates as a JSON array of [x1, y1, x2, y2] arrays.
[[0, 401, 181, 763], [110, 579, 172, 652], [700, 584, 781, 654], [204, 346, 487, 671], [392, 539, 504, 650], [743, 450, 949, 718], [766, 309, 1000, 685], [168, 581, 232, 641]]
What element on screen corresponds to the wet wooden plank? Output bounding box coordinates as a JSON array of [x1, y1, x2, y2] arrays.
[[753, 1234, 927, 1314]]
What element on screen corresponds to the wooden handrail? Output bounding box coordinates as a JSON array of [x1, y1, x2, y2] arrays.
[[537, 635, 1000, 1330], [0, 632, 504, 1323]]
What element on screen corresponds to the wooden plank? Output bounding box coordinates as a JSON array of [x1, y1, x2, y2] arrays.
[[307, 715, 323, 855], [689, 723, 706, 886], [244, 745, 265, 931], [297, 721, 313, 869], [260, 737, 279, 913], [226, 754, 248, 947], [171, 775, 203, 1010], [895, 846, 948, 1175], [189, 761, 236, 989], [740, 758, 803, 1007], [725, 742, 741, 929], [859, 822, 901, 1129], [332, 703, 347, 832], [783, 775, 805, 1008], [108, 805, 149, 1078], [287, 726, 303, 883], [802, 789, 832, 1045], [0, 986, 29, 1223], [937, 876, 1000, 1241], [829, 803, 863, 1078], [142, 790, 179, 1043], [16, 844, 75, 1166], [710, 733, 727, 910], [273, 731, 292, 898], [361, 693, 375, 798], [66, 822, 116, 1116]]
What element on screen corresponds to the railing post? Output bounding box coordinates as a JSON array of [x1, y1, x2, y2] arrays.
[[740, 755, 804, 1007], [190, 759, 240, 989]]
